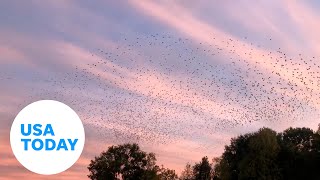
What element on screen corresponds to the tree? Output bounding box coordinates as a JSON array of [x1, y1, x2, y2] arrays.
[[277, 127, 320, 179], [180, 163, 194, 180], [214, 126, 320, 180], [214, 128, 281, 180], [214, 133, 251, 180], [237, 128, 281, 180], [157, 165, 178, 180], [87, 143, 158, 180], [193, 156, 212, 180], [212, 157, 222, 180]]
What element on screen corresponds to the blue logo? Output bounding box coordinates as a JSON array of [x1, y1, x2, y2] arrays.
[[20, 124, 78, 151]]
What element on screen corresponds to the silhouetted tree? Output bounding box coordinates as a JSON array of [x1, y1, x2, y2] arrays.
[[89, 126, 320, 180], [214, 128, 281, 180], [87, 143, 158, 180], [180, 163, 194, 180], [214, 126, 320, 180], [239, 128, 281, 179], [277, 127, 320, 179], [193, 156, 212, 180], [157, 165, 178, 180]]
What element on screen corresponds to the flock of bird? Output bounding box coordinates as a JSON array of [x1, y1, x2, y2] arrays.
[[3, 33, 320, 150]]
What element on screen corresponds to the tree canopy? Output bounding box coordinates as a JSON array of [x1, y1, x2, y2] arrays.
[[192, 157, 213, 180], [87, 143, 177, 180], [88, 126, 320, 180], [213, 127, 320, 180]]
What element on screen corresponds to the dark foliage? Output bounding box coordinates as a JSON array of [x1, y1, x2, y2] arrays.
[[213, 127, 320, 180], [88, 126, 320, 180], [87, 143, 177, 180]]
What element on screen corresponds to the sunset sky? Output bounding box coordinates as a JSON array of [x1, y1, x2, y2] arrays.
[[2, 0, 320, 179]]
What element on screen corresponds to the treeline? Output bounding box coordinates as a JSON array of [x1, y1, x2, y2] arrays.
[[88, 126, 320, 180]]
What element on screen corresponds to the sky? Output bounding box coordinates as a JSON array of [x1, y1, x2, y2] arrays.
[[2, 0, 320, 179]]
